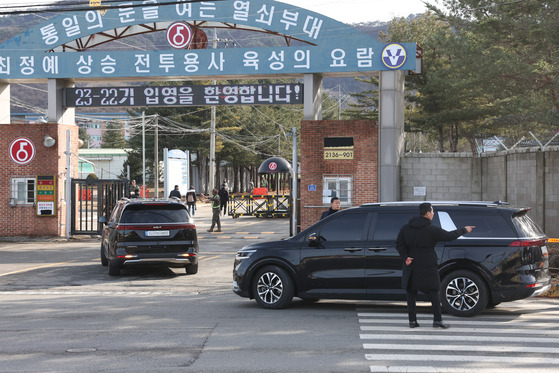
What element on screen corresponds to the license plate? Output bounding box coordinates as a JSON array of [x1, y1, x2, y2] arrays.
[[146, 230, 170, 237]]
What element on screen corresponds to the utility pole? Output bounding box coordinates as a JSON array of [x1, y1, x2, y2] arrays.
[[209, 28, 217, 193], [154, 114, 159, 198]]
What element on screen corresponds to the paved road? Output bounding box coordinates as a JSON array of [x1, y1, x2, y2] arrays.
[[1, 204, 558, 372]]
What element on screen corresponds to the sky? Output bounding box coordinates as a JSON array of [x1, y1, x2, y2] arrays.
[[0, 0, 430, 24]]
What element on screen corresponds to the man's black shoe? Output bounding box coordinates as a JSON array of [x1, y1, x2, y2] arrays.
[[409, 321, 420, 328], [433, 321, 450, 329]]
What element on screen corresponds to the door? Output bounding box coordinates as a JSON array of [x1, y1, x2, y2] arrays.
[[298, 212, 371, 297], [366, 210, 414, 298]]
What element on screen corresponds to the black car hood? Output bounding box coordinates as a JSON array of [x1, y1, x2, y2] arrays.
[[239, 239, 293, 252]]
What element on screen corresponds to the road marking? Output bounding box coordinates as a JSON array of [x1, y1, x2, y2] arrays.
[[360, 333, 559, 343], [0, 259, 79, 277], [365, 354, 559, 364], [369, 366, 557, 373], [359, 325, 559, 335], [200, 255, 222, 262], [363, 343, 559, 354]]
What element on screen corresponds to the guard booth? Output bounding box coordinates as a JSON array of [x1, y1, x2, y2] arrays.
[[229, 157, 292, 219]]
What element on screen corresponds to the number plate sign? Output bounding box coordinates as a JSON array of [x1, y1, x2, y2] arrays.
[[324, 150, 354, 160], [64, 84, 303, 108], [146, 230, 170, 237]]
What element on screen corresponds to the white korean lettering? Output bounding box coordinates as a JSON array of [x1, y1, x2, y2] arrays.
[[62, 15, 81, 37], [161, 87, 178, 105], [144, 87, 159, 105], [0, 56, 10, 74], [294, 49, 310, 69], [159, 54, 175, 73], [178, 86, 193, 105], [233, 1, 250, 21], [357, 47, 374, 68], [208, 52, 225, 71], [135, 54, 150, 73], [43, 56, 59, 74], [303, 16, 323, 39], [243, 51, 259, 70], [204, 86, 219, 104], [330, 49, 347, 67], [40, 24, 59, 45], [268, 51, 284, 71], [257, 85, 273, 103], [101, 55, 117, 74], [77, 55, 93, 74], [184, 53, 199, 72], [175, 0, 192, 17], [281, 10, 298, 30], [85, 10, 104, 30], [19, 56, 34, 75], [142, 0, 159, 20], [256, 5, 275, 26], [274, 85, 291, 103], [222, 85, 239, 104], [118, 3, 135, 23], [200, 2, 216, 18]]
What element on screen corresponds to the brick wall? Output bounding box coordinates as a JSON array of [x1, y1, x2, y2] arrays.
[[300, 120, 378, 230], [0, 123, 79, 237], [401, 146, 559, 238]]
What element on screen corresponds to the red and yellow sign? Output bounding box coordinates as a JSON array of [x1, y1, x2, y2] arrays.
[[36, 175, 56, 216]]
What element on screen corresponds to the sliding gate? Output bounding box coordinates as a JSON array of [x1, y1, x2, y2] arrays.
[[71, 179, 129, 235]]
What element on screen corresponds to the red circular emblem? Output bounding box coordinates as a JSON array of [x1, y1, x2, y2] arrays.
[[269, 162, 278, 171], [9, 137, 36, 165], [166, 21, 194, 49]]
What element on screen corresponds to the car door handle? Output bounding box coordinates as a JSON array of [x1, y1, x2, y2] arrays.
[[344, 248, 363, 252], [368, 248, 387, 252]]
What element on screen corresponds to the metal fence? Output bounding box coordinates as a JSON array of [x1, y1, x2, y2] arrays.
[[71, 179, 128, 235], [228, 194, 291, 218]]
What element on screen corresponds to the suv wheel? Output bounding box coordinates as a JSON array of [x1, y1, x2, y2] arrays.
[[441, 270, 488, 317], [108, 259, 121, 276], [253, 266, 294, 309], [185, 263, 198, 275], [100, 243, 108, 266]]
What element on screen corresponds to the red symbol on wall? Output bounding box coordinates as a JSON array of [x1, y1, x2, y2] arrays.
[[9, 137, 36, 165], [166, 21, 194, 49], [269, 162, 278, 171]]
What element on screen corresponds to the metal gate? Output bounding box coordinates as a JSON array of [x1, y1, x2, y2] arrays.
[[71, 179, 129, 235]]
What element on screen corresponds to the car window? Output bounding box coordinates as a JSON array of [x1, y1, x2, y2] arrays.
[[441, 210, 516, 238], [372, 212, 414, 241], [121, 204, 188, 223], [319, 212, 368, 241], [512, 211, 545, 238]]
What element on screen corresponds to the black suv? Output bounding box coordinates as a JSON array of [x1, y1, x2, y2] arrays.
[[233, 201, 551, 316], [99, 198, 198, 276]]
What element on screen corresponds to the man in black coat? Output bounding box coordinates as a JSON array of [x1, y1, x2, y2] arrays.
[[320, 197, 341, 220], [396, 203, 474, 329]]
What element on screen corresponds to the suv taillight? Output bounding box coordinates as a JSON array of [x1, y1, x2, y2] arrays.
[[510, 239, 547, 265], [117, 224, 195, 230], [509, 239, 547, 247]]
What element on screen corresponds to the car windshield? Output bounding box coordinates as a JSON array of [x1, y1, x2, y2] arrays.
[[512, 210, 545, 238], [121, 204, 188, 223]]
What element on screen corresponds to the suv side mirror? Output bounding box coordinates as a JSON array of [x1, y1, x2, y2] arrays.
[[99, 216, 107, 225], [308, 232, 325, 247]]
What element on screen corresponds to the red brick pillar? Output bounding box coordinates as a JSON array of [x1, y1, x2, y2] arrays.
[[300, 120, 378, 230], [0, 123, 79, 237]]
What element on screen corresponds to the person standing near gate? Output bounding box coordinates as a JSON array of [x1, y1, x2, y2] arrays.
[[207, 189, 222, 232], [186, 186, 197, 216], [169, 185, 181, 200], [218, 184, 229, 216], [129, 180, 139, 198], [396, 203, 474, 329]]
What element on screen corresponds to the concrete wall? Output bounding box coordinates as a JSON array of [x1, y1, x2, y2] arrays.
[[401, 146, 559, 238]]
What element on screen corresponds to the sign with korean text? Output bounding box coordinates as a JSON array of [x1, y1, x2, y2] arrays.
[[36, 175, 56, 216], [64, 83, 303, 107], [0, 1, 417, 82], [9, 138, 36, 165]]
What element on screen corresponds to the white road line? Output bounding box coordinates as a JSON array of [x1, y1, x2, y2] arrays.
[[362, 343, 559, 354], [365, 354, 553, 364], [359, 318, 557, 328], [360, 333, 559, 343], [359, 325, 559, 335], [369, 366, 557, 373]]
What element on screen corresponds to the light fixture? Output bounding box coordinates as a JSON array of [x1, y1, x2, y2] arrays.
[[78, 139, 84, 148], [43, 135, 56, 148]]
